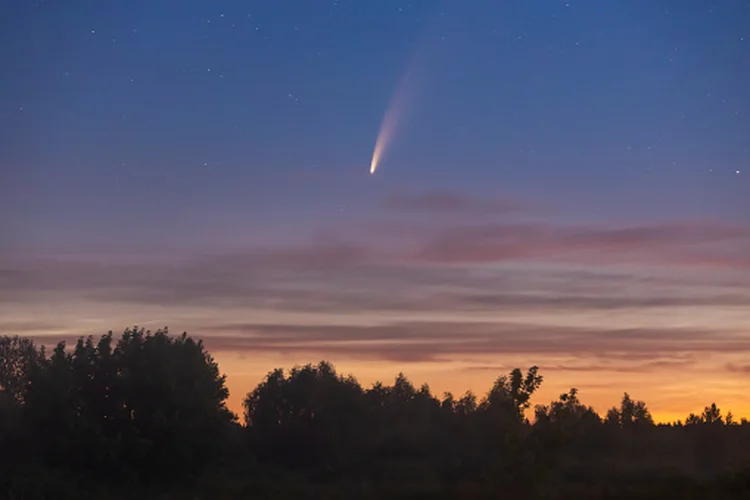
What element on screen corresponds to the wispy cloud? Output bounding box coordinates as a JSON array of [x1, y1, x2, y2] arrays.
[[3, 252, 748, 314], [385, 189, 531, 215], [0, 320, 67, 334], [3, 192, 749, 372], [726, 363, 750, 374], [413, 220, 750, 266], [198, 321, 749, 363], [467, 358, 696, 374], [4, 190, 747, 418]]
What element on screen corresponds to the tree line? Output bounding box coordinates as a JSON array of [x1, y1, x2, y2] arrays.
[[1, 328, 749, 499]]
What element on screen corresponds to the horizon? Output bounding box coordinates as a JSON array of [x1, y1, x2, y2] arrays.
[[18, 326, 750, 424], [2, 1, 749, 427]]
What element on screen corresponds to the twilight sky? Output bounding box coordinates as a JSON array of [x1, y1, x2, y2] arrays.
[[2, 1, 749, 420]]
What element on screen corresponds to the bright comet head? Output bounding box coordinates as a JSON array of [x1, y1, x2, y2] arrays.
[[369, 116, 389, 175]]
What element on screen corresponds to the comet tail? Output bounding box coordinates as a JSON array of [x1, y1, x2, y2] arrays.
[[369, 71, 412, 175]]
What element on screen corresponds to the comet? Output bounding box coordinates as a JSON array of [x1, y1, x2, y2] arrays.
[[367, 7, 441, 174], [369, 70, 413, 175]]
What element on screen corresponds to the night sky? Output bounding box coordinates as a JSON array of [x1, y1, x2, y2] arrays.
[[2, 1, 749, 420]]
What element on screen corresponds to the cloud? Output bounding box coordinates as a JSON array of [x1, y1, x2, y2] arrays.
[[2, 241, 749, 319], [25, 321, 745, 373], [0, 320, 67, 334], [458, 292, 750, 310], [199, 242, 373, 269], [467, 358, 696, 374], [0, 241, 373, 300], [726, 363, 750, 374], [3, 254, 748, 317], [414, 221, 750, 266], [198, 321, 750, 363], [385, 190, 531, 215]]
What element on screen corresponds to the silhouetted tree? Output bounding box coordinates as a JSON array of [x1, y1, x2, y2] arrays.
[[535, 388, 601, 433], [605, 392, 653, 427], [0, 336, 46, 478], [702, 403, 723, 424], [19, 328, 235, 487], [480, 366, 543, 421], [114, 327, 235, 479], [244, 361, 367, 472], [0, 335, 44, 404]]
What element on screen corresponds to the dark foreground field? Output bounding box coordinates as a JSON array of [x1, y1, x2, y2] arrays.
[[2, 328, 749, 499]]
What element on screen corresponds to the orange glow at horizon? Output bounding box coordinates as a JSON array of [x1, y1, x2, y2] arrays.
[[216, 352, 750, 424]]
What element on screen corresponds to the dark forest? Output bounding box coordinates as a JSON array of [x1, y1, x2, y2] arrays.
[[1, 328, 749, 499]]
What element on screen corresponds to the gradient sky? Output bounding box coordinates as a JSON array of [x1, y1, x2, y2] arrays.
[[2, 1, 749, 421]]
